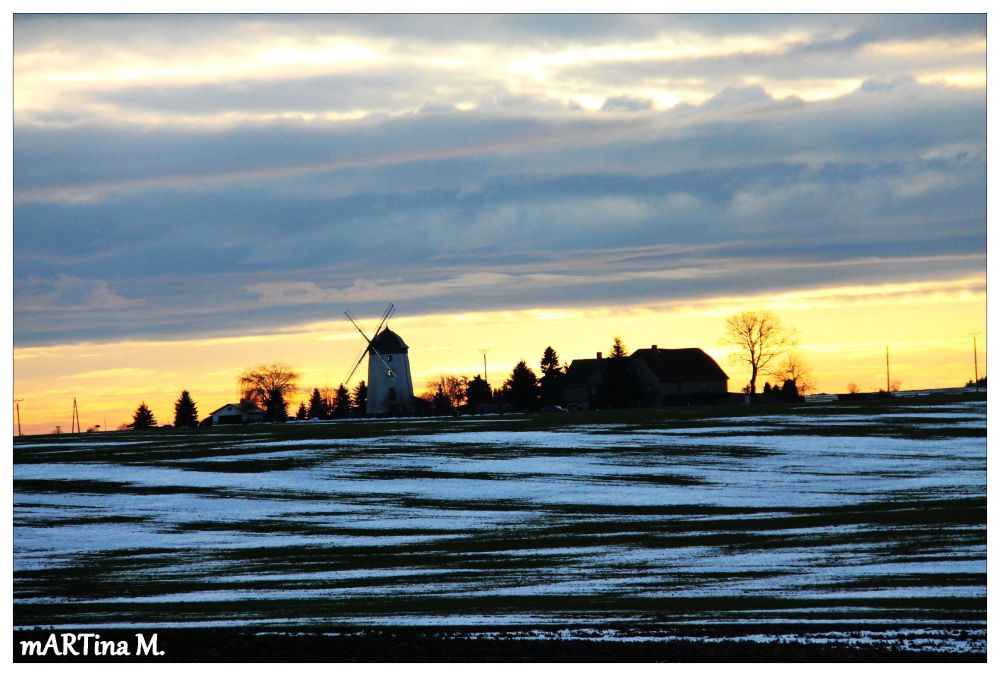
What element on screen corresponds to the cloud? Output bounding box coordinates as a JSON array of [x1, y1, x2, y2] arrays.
[[60, 367, 160, 380], [11, 16, 986, 347], [601, 95, 654, 112], [14, 275, 135, 312], [701, 85, 774, 109]]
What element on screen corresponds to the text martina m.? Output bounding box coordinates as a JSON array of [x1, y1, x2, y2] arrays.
[[20, 633, 164, 657]]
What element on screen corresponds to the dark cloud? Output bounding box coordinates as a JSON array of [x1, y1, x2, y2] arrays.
[[556, 17, 984, 89], [15, 14, 982, 52]]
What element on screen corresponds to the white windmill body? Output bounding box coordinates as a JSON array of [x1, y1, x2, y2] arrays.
[[343, 304, 415, 416], [366, 327, 414, 415]]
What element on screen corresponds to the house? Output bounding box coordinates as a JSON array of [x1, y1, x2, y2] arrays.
[[630, 346, 729, 406], [206, 402, 266, 425], [563, 345, 729, 409], [563, 352, 608, 411]]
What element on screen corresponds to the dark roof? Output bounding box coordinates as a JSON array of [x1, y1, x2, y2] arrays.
[[371, 327, 409, 354], [631, 348, 728, 382], [210, 402, 264, 416], [564, 358, 607, 386]]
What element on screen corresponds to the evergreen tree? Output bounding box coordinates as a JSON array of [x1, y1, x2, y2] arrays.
[[173, 390, 199, 427], [503, 360, 540, 412], [296, 401, 308, 419], [610, 336, 628, 360], [600, 337, 635, 409], [539, 346, 565, 406], [540, 346, 561, 375], [130, 401, 157, 429], [465, 375, 492, 411], [265, 387, 288, 422], [307, 388, 327, 419], [352, 381, 368, 415], [781, 379, 800, 401], [332, 384, 351, 418]]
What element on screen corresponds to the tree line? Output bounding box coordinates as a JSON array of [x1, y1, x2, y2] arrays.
[[127, 389, 199, 430], [124, 309, 820, 428], [125, 364, 372, 429], [418, 341, 614, 414]]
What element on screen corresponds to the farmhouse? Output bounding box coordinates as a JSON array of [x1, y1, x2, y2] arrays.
[[562, 354, 607, 410], [630, 346, 729, 406], [563, 345, 729, 410]]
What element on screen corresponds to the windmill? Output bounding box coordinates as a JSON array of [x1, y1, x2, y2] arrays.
[[344, 303, 415, 416]]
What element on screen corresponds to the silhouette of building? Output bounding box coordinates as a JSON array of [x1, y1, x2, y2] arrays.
[[206, 402, 265, 425], [630, 346, 729, 405], [563, 352, 607, 410], [564, 345, 729, 410], [367, 327, 415, 415]]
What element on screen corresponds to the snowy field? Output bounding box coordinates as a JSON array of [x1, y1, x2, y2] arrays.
[[13, 397, 986, 655]]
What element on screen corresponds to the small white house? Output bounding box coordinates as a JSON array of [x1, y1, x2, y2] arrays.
[[208, 403, 265, 425]]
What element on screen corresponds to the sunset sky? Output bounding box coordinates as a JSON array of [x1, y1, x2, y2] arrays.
[[12, 11, 986, 434]]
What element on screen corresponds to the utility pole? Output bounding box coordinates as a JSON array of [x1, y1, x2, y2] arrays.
[[71, 398, 81, 434], [970, 333, 981, 392], [885, 346, 890, 394], [479, 347, 491, 383], [14, 399, 23, 437]]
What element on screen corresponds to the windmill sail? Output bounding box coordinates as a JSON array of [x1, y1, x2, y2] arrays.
[[343, 304, 396, 384]]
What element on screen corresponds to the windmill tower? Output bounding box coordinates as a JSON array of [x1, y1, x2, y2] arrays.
[[344, 304, 415, 416]]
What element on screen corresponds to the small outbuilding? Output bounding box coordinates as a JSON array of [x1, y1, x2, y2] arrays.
[[207, 402, 265, 425]]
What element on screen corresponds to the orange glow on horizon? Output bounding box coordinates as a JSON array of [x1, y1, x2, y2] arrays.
[[12, 277, 986, 436]]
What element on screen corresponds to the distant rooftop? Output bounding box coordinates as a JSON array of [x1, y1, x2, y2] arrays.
[[631, 347, 728, 382]]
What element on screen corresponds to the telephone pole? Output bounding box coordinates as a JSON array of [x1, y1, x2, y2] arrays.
[[479, 347, 491, 383], [885, 346, 891, 394], [14, 399, 23, 437], [71, 398, 81, 434], [970, 333, 981, 392]]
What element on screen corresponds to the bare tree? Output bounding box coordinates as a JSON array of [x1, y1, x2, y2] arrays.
[[847, 383, 861, 394], [423, 375, 468, 410], [777, 352, 816, 396], [722, 310, 796, 399], [239, 363, 299, 412]]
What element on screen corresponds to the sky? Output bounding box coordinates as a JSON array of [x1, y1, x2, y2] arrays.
[[11, 11, 987, 434]]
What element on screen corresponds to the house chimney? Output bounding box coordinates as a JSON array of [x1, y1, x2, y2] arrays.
[[652, 344, 657, 350], [596, 352, 602, 359]]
